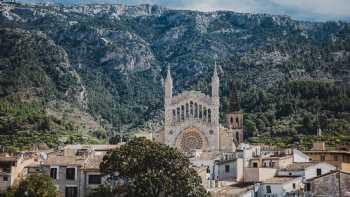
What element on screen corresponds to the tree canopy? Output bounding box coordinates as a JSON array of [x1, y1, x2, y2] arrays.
[[100, 138, 209, 197], [2, 174, 59, 197]]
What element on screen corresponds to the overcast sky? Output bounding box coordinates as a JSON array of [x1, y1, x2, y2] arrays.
[[116, 0, 350, 21]]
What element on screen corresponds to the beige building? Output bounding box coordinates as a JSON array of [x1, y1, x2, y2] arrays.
[[249, 155, 294, 169], [156, 65, 243, 155], [0, 152, 41, 192], [27, 145, 118, 197], [304, 143, 350, 173]]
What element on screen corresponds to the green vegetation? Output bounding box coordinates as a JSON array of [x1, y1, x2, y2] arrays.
[[0, 95, 101, 152], [100, 138, 209, 197], [1, 174, 59, 197], [0, 4, 350, 149]]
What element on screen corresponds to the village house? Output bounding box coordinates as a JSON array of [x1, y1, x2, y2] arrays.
[[277, 162, 336, 179], [304, 142, 350, 173], [26, 145, 118, 197], [0, 151, 41, 192], [304, 170, 350, 197], [257, 176, 303, 197]]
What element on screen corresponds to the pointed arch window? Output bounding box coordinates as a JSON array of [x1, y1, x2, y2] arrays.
[[185, 103, 189, 119], [194, 103, 198, 118], [181, 105, 185, 121], [172, 109, 176, 123], [208, 109, 211, 122], [190, 101, 194, 117], [199, 105, 202, 119]]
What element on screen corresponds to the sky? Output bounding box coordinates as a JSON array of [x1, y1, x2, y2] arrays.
[[115, 0, 350, 22]]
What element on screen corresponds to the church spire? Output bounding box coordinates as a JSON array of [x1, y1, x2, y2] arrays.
[[165, 65, 173, 100], [211, 61, 219, 98], [166, 65, 172, 81]]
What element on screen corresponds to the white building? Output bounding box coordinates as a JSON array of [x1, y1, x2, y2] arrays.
[[257, 176, 303, 197], [292, 149, 310, 163], [277, 162, 336, 179]]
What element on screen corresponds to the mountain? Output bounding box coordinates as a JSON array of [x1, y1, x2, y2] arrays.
[[0, 2, 349, 150]]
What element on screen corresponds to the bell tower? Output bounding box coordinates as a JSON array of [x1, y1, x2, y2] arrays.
[[211, 63, 220, 151], [226, 81, 244, 144]]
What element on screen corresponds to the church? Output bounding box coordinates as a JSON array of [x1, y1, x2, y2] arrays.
[[155, 64, 244, 155]]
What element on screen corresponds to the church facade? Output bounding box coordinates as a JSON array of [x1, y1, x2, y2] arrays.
[[155, 65, 243, 154]]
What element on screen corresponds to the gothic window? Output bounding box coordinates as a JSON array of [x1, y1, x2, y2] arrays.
[[186, 103, 189, 119], [230, 117, 234, 124], [172, 110, 176, 122], [181, 105, 185, 121], [199, 105, 202, 119], [194, 103, 198, 118], [236, 117, 239, 126], [236, 132, 239, 142], [190, 101, 193, 117], [177, 107, 180, 122], [208, 109, 211, 122], [203, 107, 207, 121]]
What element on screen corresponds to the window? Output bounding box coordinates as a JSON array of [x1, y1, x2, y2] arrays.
[[3, 167, 10, 173], [194, 103, 198, 118], [181, 105, 185, 121], [334, 155, 338, 161], [66, 168, 76, 180], [3, 176, 8, 182], [190, 101, 193, 116], [172, 110, 176, 121], [293, 183, 296, 189], [316, 168, 322, 176], [65, 186, 77, 197], [289, 172, 293, 176], [225, 165, 230, 173], [305, 183, 311, 191], [208, 109, 211, 122], [253, 162, 258, 168], [271, 162, 276, 168], [88, 175, 102, 185], [50, 167, 59, 180], [320, 155, 325, 161], [176, 108, 180, 122], [185, 103, 189, 118], [266, 185, 271, 193]]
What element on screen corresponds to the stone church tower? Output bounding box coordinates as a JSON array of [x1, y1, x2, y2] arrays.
[[226, 81, 244, 145]]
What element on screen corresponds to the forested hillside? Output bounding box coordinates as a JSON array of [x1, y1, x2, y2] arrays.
[[0, 3, 349, 150]]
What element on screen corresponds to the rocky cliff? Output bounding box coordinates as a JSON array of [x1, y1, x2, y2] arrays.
[[0, 2, 349, 149]]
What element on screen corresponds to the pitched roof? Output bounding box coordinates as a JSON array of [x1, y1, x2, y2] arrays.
[[83, 152, 106, 170], [281, 162, 319, 171], [263, 176, 300, 184], [44, 152, 86, 166], [306, 170, 350, 182]]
